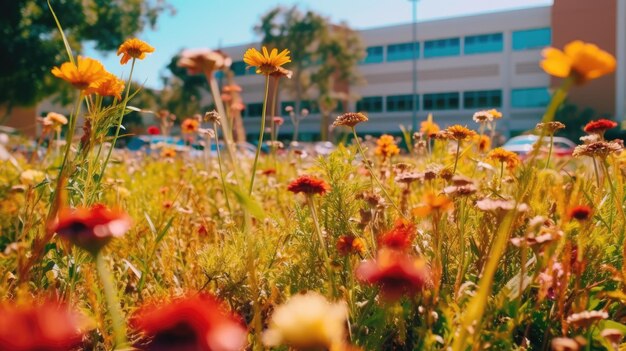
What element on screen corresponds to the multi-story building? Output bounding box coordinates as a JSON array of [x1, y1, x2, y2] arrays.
[[219, 0, 625, 140]]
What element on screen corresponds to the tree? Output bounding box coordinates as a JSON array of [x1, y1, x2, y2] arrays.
[[0, 0, 172, 112], [255, 6, 364, 141]]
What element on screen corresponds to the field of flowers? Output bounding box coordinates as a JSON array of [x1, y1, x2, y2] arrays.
[[1, 8, 625, 351]]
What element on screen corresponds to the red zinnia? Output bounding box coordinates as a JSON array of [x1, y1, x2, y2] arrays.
[[584, 119, 618, 135], [567, 205, 593, 221], [50, 204, 131, 254], [0, 301, 87, 351], [378, 219, 416, 251], [147, 125, 161, 135], [356, 248, 430, 301], [287, 175, 330, 196], [132, 293, 247, 351]]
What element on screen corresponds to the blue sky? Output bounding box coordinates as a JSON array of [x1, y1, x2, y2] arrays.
[[86, 0, 553, 88]]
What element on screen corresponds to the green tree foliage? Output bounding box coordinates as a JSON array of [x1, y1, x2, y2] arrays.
[[255, 6, 364, 140], [161, 54, 207, 119], [0, 0, 172, 109]]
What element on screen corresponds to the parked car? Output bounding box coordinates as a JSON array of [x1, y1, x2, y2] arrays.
[[502, 135, 576, 157]]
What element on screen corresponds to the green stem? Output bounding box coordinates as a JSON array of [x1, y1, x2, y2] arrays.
[[97, 59, 136, 191], [214, 122, 232, 213], [306, 195, 336, 297], [95, 253, 127, 349], [352, 128, 406, 219], [452, 140, 461, 174], [248, 76, 270, 195], [592, 157, 602, 188], [545, 134, 554, 169]]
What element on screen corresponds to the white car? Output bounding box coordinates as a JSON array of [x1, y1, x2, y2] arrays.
[[502, 135, 576, 157]]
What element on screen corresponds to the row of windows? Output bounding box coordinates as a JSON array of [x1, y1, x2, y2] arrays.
[[360, 27, 551, 64], [229, 28, 550, 76], [241, 88, 549, 116], [350, 88, 548, 112]]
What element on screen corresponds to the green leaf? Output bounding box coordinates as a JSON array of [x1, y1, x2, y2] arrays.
[[227, 184, 266, 219]]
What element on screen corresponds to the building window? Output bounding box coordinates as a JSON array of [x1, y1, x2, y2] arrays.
[[356, 96, 383, 113], [423, 92, 459, 110], [464, 33, 503, 54], [423, 38, 460, 58], [386, 94, 416, 112], [463, 90, 502, 109], [232, 61, 247, 76], [387, 42, 419, 61], [512, 28, 551, 51], [361, 46, 384, 64], [245, 102, 264, 117], [511, 87, 550, 108]]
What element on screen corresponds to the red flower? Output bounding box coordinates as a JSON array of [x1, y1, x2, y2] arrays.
[[378, 219, 415, 251], [147, 125, 161, 135], [567, 205, 593, 221], [356, 248, 430, 301], [132, 293, 247, 351], [287, 175, 330, 196], [336, 235, 366, 256], [584, 119, 618, 134], [0, 301, 86, 351], [50, 204, 131, 254], [261, 168, 277, 176], [272, 116, 284, 127]]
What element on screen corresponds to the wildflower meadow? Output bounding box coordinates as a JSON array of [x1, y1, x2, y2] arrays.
[[1, 3, 626, 351]]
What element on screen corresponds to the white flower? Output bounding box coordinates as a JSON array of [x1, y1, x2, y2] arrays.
[[262, 292, 348, 350]]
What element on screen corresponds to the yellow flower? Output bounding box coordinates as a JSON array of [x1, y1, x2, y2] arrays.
[[375, 134, 400, 159], [117, 38, 155, 65], [160, 147, 176, 158], [262, 292, 348, 350], [541, 40, 616, 84], [412, 192, 453, 218], [20, 170, 46, 186], [181, 118, 200, 134], [243, 46, 291, 75], [51, 56, 107, 90], [420, 113, 440, 136], [488, 109, 502, 119], [476, 134, 491, 152], [86, 72, 125, 100]]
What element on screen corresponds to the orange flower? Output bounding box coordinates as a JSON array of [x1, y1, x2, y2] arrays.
[[117, 38, 155, 65], [420, 113, 440, 136], [243, 46, 291, 75], [412, 192, 453, 218], [476, 135, 491, 153], [51, 56, 107, 90], [160, 147, 176, 158], [86, 72, 125, 100], [541, 40, 616, 84], [375, 134, 400, 159], [181, 118, 200, 134], [337, 235, 366, 256], [488, 147, 520, 169], [445, 125, 477, 141]]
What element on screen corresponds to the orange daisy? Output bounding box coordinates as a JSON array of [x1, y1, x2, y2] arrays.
[[86, 72, 125, 100], [541, 40, 616, 84], [51, 56, 107, 90], [181, 118, 200, 134], [117, 38, 155, 65], [243, 46, 291, 75]]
